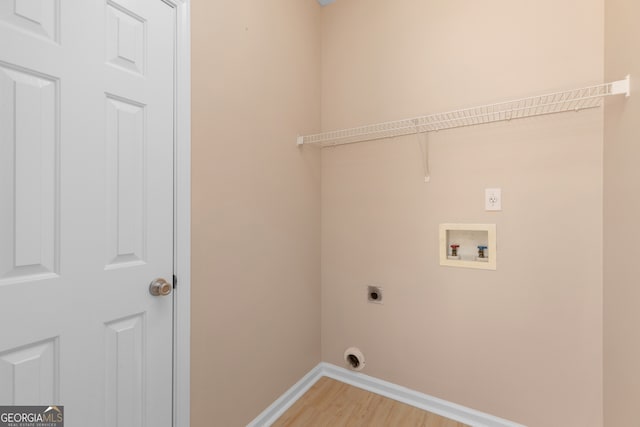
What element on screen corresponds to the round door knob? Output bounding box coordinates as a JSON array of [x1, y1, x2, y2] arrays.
[[149, 278, 172, 296]]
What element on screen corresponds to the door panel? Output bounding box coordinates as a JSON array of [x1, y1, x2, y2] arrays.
[[105, 94, 147, 268], [0, 64, 58, 283], [0, 337, 59, 404], [0, 1, 175, 425], [105, 314, 145, 427], [106, 1, 146, 75], [0, 0, 60, 43]]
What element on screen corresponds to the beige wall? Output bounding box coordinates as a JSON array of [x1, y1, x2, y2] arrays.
[[603, 1, 640, 425], [320, 1, 604, 426], [191, 1, 321, 425], [189, 1, 640, 425]]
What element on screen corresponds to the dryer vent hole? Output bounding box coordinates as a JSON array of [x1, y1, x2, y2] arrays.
[[344, 347, 365, 371], [347, 354, 360, 369]]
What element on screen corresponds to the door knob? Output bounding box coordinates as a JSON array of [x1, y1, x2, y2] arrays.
[[149, 278, 172, 296]]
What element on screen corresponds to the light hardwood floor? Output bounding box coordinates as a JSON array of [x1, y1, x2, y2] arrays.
[[272, 377, 470, 427]]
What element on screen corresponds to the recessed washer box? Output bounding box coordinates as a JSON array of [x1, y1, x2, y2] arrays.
[[439, 223, 496, 270]]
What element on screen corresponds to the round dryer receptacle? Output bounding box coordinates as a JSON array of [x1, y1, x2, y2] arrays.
[[344, 347, 365, 371]]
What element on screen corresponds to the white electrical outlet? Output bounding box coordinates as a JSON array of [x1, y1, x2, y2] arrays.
[[485, 188, 502, 211]]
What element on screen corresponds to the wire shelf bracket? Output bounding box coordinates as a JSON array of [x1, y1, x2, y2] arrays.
[[297, 75, 631, 148]]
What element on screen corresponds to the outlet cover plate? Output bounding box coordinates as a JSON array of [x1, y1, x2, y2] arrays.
[[485, 188, 502, 211]]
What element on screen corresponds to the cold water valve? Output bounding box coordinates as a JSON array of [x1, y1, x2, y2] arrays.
[[476, 245, 488, 262]]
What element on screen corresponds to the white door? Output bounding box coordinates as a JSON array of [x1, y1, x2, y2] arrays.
[[0, 0, 175, 425]]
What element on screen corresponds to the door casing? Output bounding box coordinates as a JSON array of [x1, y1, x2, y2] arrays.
[[168, 0, 190, 426]]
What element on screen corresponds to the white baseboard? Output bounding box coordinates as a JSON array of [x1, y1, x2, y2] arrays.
[[246, 365, 325, 427], [247, 362, 527, 427]]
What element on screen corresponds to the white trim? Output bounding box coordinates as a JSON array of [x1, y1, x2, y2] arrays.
[[172, 0, 190, 426], [247, 363, 527, 427], [246, 367, 325, 427]]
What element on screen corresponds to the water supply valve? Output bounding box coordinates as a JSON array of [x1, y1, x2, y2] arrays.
[[477, 245, 488, 259], [450, 244, 459, 257]]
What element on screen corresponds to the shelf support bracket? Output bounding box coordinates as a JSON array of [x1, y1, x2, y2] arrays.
[[610, 75, 631, 98], [413, 120, 431, 183]]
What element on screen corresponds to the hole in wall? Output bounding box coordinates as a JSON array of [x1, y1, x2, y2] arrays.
[[347, 354, 360, 369], [344, 347, 365, 371], [367, 285, 383, 304]]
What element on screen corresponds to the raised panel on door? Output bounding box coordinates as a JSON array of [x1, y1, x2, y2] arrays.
[[105, 94, 147, 269], [0, 0, 60, 43], [106, 1, 146, 75], [0, 337, 59, 405], [105, 314, 145, 427], [0, 63, 59, 285]]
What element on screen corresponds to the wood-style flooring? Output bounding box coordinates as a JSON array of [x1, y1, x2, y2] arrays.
[[272, 377, 470, 427]]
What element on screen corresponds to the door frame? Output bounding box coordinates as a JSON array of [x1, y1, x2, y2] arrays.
[[168, 0, 191, 426]]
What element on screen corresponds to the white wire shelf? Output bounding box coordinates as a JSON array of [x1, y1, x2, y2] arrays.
[[297, 75, 631, 147]]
